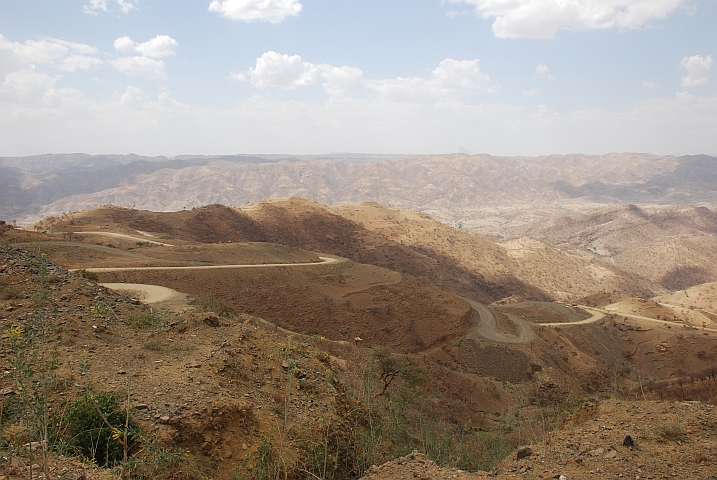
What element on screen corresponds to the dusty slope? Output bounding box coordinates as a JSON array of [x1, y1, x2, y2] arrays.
[[96, 258, 474, 355], [45, 202, 548, 304], [518, 204, 717, 290], [333, 202, 653, 301], [44, 199, 662, 302], [362, 399, 717, 480], [0, 243, 522, 478], [655, 281, 717, 322]]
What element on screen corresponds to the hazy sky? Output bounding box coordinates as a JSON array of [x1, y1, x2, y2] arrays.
[[0, 0, 715, 157]]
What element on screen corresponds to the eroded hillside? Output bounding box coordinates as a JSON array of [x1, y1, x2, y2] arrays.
[[518, 204, 717, 290]]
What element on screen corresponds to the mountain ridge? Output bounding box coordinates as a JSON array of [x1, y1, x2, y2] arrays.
[[6, 152, 714, 235]]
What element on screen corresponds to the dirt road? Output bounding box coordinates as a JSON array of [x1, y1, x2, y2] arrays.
[[602, 305, 717, 333], [100, 283, 182, 304], [539, 307, 605, 326], [79, 255, 342, 272], [465, 299, 535, 344]]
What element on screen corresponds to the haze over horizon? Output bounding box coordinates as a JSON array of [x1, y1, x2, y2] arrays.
[[1, 0, 716, 157]]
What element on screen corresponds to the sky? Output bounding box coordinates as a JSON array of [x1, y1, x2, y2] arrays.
[[0, 0, 715, 157]]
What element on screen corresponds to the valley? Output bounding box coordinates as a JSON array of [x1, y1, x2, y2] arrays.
[[1, 195, 717, 479]]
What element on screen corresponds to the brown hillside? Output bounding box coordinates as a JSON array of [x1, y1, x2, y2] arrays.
[[49, 199, 655, 302], [48, 201, 547, 304], [6, 209, 717, 479], [333, 202, 652, 301], [518, 204, 717, 290]]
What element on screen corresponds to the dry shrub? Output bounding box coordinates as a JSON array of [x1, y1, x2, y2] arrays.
[[657, 422, 687, 443], [1, 422, 31, 445]]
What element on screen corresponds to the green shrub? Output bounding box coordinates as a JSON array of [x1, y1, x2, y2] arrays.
[[232, 434, 276, 480], [64, 391, 137, 467], [0, 283, 22, 300], [76, 269, 99, 282], [195, 294, 234, 317], [128, 311, 163, 331], [142, 338, 164, 351]]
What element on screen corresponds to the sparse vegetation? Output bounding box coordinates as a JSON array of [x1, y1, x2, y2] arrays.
[[0, 281, 22, 300], [196, 293, 234, 317], [76, 268, 99, 282], [63, 390, 136, 467], [127, 311, 164, 330], [657, 422, 688, 443]]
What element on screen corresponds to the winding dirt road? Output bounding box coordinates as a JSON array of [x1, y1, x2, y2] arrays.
[[94, 255, 345, 309], [81, 256, 342, 273], [465, 298, 536, 344], [539, 307, 605, 327]]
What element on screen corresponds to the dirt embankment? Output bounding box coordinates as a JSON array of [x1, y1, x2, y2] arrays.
[[362, 399, 717, 479]]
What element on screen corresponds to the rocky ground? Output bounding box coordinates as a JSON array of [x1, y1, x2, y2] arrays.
[[0, 243, 353, 479], [361, 399, 717, 480]]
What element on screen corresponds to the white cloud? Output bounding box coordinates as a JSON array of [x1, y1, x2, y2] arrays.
[[535, 63, 554, 81], [642, 81, 658, 88], [366, 58, 494, 104], [680, 54, 713, 87], [433, 58, 491, 90], [236, 52, 364, 100], [239, 53, 492, 104], [208, 0, 302, 23], [523, 88, 540, 96], [0, 70, 86, 109], [319, 65, 364, 101], [82, 0, 108, 15], [82, 0, 137, 15], [0, 34, 100, 77], [57, 55, 103, 72], [119, 85, 150, 109], [114, 35, 179, 58], [446, 0, 687, 38], [240, 51, 321, 89], [0, 70, 59, 104], [0, 38, 24, 78], [116, 0, 138, 14], [112, 56, 167, 81]]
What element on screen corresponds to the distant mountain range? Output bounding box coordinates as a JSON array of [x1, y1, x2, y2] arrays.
[[2, 152, 716, 234]]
